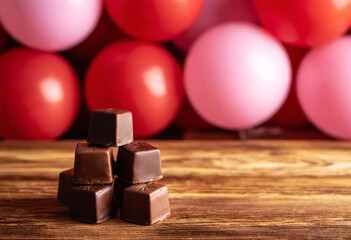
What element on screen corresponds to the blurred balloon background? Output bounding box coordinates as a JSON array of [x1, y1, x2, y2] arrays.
[[173, 0, 258, 51], [0, 0, 102, 51], [0, 48, 80, 139], [85, 40, 183, 138], [0, 0, 350, 140], [184, 22, 291, 130]]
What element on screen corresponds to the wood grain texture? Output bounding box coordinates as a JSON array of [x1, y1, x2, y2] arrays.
[[0, 140, 351, 239]]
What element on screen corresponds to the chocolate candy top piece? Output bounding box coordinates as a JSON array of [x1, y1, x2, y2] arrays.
[[121, 183, 170, 225], [74, 143, 114, 185], [69, 185, 114, 224], [87, 108, 133, 147], [116, 141, 162, 184], [57, 168, 74, 206]]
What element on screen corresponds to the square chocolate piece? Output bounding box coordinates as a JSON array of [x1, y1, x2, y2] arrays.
[[74, 143, 114, 185], [87, 108, 133, 147], [57, 168, 74, 206], [116, 141, 162, 184], [69, 185, 114, 224], [113, 177, 132, 208], [121, 183, 170, 225]]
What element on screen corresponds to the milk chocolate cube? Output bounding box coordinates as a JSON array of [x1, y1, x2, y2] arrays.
[[113, 177, 132, 208], [74, 143, 114, 185], [87, 108, 133, 147], [57, 168, 74, 206], [121, 183, 170, 225], [116, 141, 162, 184], [69, 185, 114, 224]]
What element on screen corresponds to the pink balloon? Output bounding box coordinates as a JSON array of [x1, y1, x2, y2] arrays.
[[297, 36, 351, 139], [184, 23, 291, 130], [173, 0, 258, 51], [0, 0, 102, 52]]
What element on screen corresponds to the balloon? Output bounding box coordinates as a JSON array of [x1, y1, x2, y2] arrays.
[[85, 40, 184, 137], [184, 23, 291, 130], [173, 0, 258, 51], [297, 36, 351, 139], [268, 45, 309, 127], [173, 97, 212, 129], [64, 11, 126, 62], [0, 0, 102, 51], [254, 0, 351, 47], [105, 0, 204, 42], [0, 48, 81, 139]]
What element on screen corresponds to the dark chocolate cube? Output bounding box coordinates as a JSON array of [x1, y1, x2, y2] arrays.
[[113, 177, 132, 208], [121, 183, 170, 225], [87, 108, 133, 147], [57, 168, 74, 206], [74, 143, 114, 185], [116, 141, 162, 184], [69, 185, 114, 224]]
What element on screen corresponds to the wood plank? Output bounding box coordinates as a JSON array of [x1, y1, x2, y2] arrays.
[[0, 140, 351, 239]]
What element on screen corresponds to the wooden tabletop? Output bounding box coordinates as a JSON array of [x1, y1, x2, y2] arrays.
[[1, 140, 351, 239]]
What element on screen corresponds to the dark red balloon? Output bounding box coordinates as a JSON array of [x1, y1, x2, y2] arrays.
[[0, 48, 81, 139], [173, 97, 212, 130], [84, 40, 184, 137], [105, 0, 204, 42], [254, 0, 351, 47], [65, 11, 126, 62], [269, 45, 309, 127]]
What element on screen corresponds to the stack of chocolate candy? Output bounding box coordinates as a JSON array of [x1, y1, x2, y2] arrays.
[[57, 108, 170, 225]]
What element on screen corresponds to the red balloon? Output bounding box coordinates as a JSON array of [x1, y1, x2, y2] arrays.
[[173, 97, 212, 130], [85, 40, 184, 137], [105, 0, 204, 42], [0, 48, 81, 139], [65, 11, 126, 62], [254, 0, 351, 47], [268, 45, 309, 127]]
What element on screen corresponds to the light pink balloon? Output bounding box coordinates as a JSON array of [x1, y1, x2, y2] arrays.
[[173, 0, 258, 51], [0, 0, 102, 52], [297, 37, 351, 140], [184, 23, 291, 130]]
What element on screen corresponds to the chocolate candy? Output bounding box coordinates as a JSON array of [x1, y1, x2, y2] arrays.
[[57, 107, 170, 225], [87, 108, 133, 147], [74, 143, 114, 185], [121, 183, 170, 225], [113, 177, 132, 208], [57, 168, 74, 206], [69, 185, 114, 224], [116, 141, 162, 184]]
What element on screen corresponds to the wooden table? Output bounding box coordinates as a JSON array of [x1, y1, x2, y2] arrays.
[[1, 140, 351, 239]]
